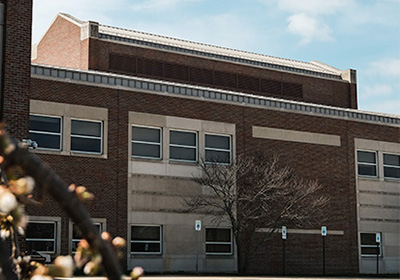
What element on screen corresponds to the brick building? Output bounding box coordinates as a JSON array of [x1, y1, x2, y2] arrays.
[[2, 7, 399, 275]]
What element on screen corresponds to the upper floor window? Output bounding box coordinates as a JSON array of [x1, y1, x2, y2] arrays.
[[169, 130, 197, 162], [131, 225, 162, 254], [205, 134, 231, 164], [26, 221, 56, 254], [71, 119, 103, 154], [357, 151, 377, 177], [360, 232, 381, 257], [29, 115, 62, 151], [205, 228, 233, 255], [383, 153, 400, 179], [131, 126, 162, 159]]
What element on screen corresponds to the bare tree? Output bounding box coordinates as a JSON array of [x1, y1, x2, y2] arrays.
[[185, 153, 330, 273]]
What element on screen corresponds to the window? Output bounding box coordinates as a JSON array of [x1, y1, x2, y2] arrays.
[[131, 126, 162, 159], [360, 233, 382, 256], [131, 225, 162, 254], [169, 130, 197, 162], [205, 228, 233, 255], [29, 115, 62, 150], [383, 153, 400, 179], [26, 222, 56, 254], [72, 223, 102, 252], [71, 119, 103, 154], [205, 134, 231, 164], [357, 151, 378, 177]]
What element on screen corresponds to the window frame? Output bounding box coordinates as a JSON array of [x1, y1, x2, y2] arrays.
[[70, 118, 103, 155], [205, 227, 233, 256], [25, 221, 57, 254], [357, 150, 378, 178], [169, 129, 198, 163], [71, 222, 103, 253], [360, 232, 382, 257], [29, 114, 62, 151], [383, 153, 400, 180], [130, 225, 162, 255], [131, 125, 162, 160], [204, 133, 232, 165]]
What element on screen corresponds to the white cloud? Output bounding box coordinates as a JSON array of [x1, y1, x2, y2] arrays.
[[276, 0, 350, 15], [362, 84, 393, 98], [130, 0, 201, 12], [370, 58, 400, 77], [287, 14, 332, 44]]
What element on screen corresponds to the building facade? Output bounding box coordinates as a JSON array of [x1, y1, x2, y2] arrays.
[[2, 7, 399, 275]]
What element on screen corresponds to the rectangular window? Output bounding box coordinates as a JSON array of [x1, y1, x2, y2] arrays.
[[72, 223, 102, 252], [131, 126, 162, 159], [169, 130, 197, 162], [205, 134, 231, 164], [26, 222, 56, 254], [383, 153, 400, 179], [71, 119, 103, 154], [357, 151, 378, 177], [29, 115, 62, 151], [131, 225, 162, 254], [360, 233, 382, 256], [205, 228, 233, 255]]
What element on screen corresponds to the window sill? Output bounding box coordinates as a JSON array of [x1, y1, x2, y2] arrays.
[[32, 149, 107, 159]]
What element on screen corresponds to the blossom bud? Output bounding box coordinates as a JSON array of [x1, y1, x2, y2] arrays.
[[0, 190, 17, 213], [112, 236, 126, 248], [54, 255, 74, 277], [130, 266, 144, 280]]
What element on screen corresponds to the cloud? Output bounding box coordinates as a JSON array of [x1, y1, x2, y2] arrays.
[[362, 84, 393, 98], [370, 58, 400, 77], [287, 14, 332, 44], [130, 0, 201, 12], [276, 0, 349, 15], [360, 99, 400, 115]]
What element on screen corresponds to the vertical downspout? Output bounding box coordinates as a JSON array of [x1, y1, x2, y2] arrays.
[[0, 3, 5, 122]]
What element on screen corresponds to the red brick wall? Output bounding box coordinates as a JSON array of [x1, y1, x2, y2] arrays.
[[30, 75, 399, 273], [32, 15, 89, 70], [89, 38, 355, 109], [0, 0, 32, 139]]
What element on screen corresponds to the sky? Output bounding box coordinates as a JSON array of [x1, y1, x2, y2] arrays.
[[32, 0, 400, 115]]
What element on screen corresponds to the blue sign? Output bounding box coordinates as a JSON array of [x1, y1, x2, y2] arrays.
[[321, 226, 327, 236], [376, 233, 381, 243], [282, 226, 287, 240], [195, 220, 201, 231]]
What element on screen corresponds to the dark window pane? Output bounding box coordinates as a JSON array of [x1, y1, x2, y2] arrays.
[[131, 242, 160, 253], [131, 226, 160, 241], [132, 127, 160, 143], [71, 137, 101, 153], [170, 146, 196, 161], [205, 135, 230, 150], [170, 131, 196, 146], [26, 223, 55, 239], [384, 167, 400, 178], [26, 241, 55, 252], [29, 132, 61, 150], [206, 228, 231, 242], [71, 120, 101, 137], [358, 164, 377, 176], [357, 151, 376, 164], [29, 115, 61, 133], [132, 143, 160, 158], [384, 154, 400, 166], [361, 247, 380, 255], [361, 233, 376, 245], [205, 150, 230, 164], [73, 224, 101, 239], [206, 244, 231, 253]]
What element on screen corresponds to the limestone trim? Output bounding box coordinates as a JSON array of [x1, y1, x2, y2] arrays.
[[252, 126, 341, 146]]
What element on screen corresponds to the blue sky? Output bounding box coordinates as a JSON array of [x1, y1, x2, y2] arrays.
[[32, 0, 400, 115]]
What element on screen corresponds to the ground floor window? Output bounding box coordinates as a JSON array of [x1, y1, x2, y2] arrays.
[[71, 223, 102, 252], [205, 228, 233, 255], [360, 232, 382, 256], [131, 225, 162, 254], [26, 221, 56, 254]]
